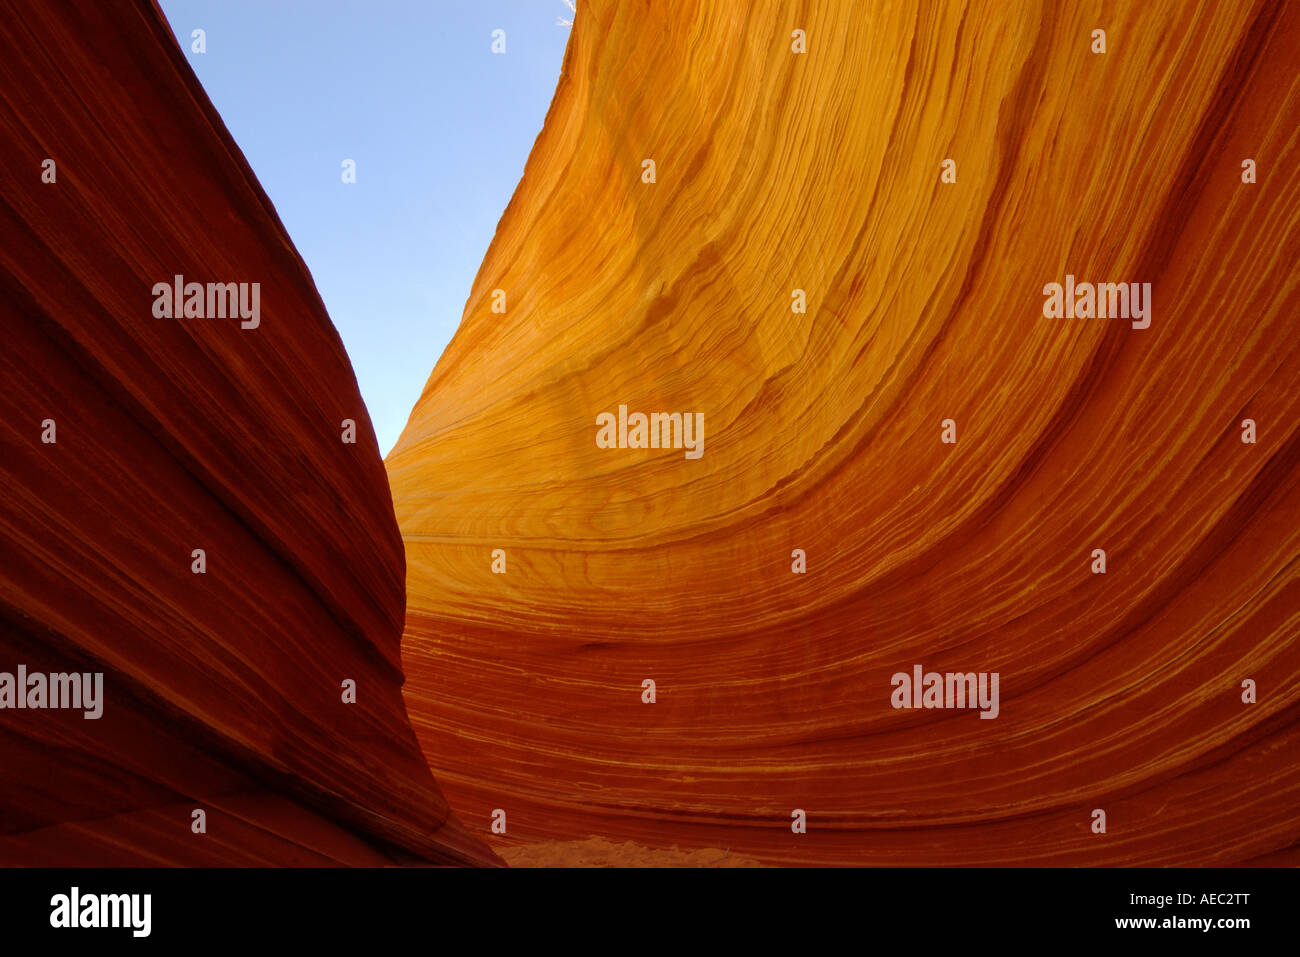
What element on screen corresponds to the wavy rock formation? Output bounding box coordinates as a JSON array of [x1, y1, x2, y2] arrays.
[[0, 0, 496, 865], [390, 0, 1300, 865]]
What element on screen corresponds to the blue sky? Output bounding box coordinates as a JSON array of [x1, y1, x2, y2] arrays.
[[158, 1, 572, 454]]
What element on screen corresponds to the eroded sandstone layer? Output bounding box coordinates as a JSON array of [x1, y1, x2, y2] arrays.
[[0, 0, 496, 866], [390, 0, 1300, 865]]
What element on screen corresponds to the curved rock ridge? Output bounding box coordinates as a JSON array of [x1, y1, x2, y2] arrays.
[[0, 0, 497, 866], [389, 0, 1300, 865]]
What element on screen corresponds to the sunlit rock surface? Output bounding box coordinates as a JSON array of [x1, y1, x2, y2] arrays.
[[390, 0, 1300, 865]]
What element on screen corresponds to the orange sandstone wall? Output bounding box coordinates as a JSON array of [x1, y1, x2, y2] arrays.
[[389, 0, 1300, 865], [0, 0, 496, 866]]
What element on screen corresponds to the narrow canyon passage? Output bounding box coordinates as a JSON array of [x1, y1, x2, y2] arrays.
[[1, 0, 1297, 872]]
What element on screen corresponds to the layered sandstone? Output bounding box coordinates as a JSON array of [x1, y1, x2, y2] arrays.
[[0, 0, 496, 866], [390, 0, 1300, 865]]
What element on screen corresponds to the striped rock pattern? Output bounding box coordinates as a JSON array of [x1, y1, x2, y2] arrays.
[[0, 0, 496, 866], [390, 0, 1300, 865]]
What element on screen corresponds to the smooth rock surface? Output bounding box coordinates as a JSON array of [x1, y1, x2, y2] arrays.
[[0, 0, 496, 866], [390, 0, 1300, 865]]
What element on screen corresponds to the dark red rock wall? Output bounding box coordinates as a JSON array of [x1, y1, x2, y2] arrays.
[[0, 0, 497, 866]]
